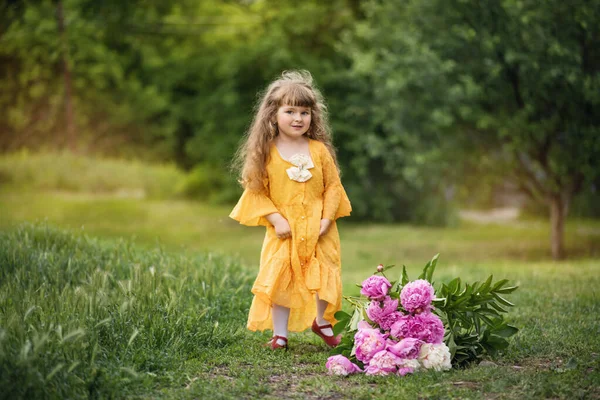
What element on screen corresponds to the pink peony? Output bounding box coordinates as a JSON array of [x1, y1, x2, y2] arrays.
[[387, 337, 423, 359], [357, 320, 373, 330], [412, 312, 445, 344], [366, 296, 399, 327], [364, 350, 400, 376], [389, 313, 413, 339], [325, 355, 362, 376], [400, 279, 435, 313], [397, 367, 414, 376], [376, 311, 404, 331], [353, 324, 387, 363], [360, 275, 392, 301]]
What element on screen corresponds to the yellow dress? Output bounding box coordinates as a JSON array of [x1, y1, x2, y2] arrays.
[[230, 139, 352, 332]]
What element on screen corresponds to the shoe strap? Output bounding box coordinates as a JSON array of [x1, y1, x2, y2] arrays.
[[272, 335, 288, 343]]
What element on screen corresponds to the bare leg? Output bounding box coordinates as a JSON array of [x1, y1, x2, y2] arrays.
[[272, 304, 290, 345], [315, 293, 334, 336]]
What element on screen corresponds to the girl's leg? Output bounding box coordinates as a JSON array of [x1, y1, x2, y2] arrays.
[[315, 293, 334, 336], [271, 304, 290, 346]]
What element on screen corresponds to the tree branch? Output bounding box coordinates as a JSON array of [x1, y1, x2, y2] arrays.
[[516, 152, 549, 199]]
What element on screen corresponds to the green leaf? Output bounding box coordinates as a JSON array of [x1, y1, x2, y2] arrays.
[[485, 335, 509, 350], [473, 313, 481, 333], [334, 310, 352, 321], [432, 297, 447, 307], [401, 265, 409, 286], [447, 278, 460, 294], [478, 313, 495, 327], [333, 321, 347, 336], [491, 279, 509, 291], [477, 308, 501, 317], [349, 307, 364, 331], [426, 253, 439, 282], [493, 325, 519, 338], [489, 301, 509, 314], [495, 286, 519, 294], [447, 333, 457, 357], [478, 275, 493, 294], [492, 293, 515, 307]]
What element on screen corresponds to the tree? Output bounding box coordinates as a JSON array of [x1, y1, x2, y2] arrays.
[[349, 0, 600, 258]]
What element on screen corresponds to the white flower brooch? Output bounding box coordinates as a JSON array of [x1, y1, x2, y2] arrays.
[[286, 153, 314, 183]]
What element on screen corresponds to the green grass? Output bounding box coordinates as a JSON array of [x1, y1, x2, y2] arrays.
[[2, 190, 599, 271], [0, 151, 185, 199], [1, 153, 599, 398], [1, 223, 599, 399], [0, 224, 253, 399]]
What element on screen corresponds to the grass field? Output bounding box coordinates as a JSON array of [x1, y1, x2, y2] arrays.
[[1, 154, 599, 399]]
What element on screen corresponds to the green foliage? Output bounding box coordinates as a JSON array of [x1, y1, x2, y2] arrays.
[[0, 223, 253, 398], [177, 163, 240, 204], [415, 255, 519, 367], [347, 0, 600, 228], [1, 0, 599, 229], [434, 277, 519, 367], [0, 0, 175, 157]]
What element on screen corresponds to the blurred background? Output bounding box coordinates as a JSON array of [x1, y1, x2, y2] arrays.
[[1, 0, 599, 261]]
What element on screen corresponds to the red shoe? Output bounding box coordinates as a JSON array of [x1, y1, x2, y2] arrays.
[[264, 335, 288, 350], [312, 319, 341, 348]]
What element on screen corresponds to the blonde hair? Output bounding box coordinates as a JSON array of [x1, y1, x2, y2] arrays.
[[232, 70, 339, 192]]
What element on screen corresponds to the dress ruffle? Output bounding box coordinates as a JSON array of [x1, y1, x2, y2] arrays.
[[323, 183, 352, 221], [247, 231, 343, 332], [229, 189, 279, 226]]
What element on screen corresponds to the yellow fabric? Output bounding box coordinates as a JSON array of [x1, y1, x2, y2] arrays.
[[230, 139, 352, 332]]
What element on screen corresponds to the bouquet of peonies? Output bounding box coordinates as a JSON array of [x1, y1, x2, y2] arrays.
[[326, 255, 518, 377]]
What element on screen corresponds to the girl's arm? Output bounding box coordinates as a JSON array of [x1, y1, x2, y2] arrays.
[[321, 144, 352, 223], [266, 213, 292, 239]]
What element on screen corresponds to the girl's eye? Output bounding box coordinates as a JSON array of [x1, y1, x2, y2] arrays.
[[302, 112, 309, 115]]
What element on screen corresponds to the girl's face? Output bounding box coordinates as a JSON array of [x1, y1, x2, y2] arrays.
[[275, 105, 311, 140]]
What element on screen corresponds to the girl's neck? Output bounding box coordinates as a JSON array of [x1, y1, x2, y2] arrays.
[[275, 134, 309, 146]]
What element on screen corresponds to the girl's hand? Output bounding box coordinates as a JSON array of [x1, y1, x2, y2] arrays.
[[319, 218, 332, 236], [274, 219, 292, 239], [266, 213, 292, 239]]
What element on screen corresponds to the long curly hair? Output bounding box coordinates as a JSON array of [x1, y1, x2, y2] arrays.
[[232, 70, 339, 192]]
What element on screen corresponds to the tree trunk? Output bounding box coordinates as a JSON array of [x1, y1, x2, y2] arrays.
[[56, 0, 76, 152], [549, 194, 569, 260]]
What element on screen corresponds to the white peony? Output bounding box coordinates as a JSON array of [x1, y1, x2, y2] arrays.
[[418, 343, 452, 371], [397, 357, 421, 372]]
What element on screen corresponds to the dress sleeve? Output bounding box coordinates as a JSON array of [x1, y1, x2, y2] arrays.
[[229, 184, 279, 227], [321, 144, 352, 221]]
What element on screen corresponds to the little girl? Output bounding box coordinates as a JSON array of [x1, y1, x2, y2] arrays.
[[230, 70, 351, 350]]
